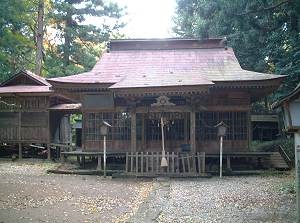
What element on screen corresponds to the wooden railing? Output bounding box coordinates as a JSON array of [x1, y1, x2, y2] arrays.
[[278, 145, 293, 168], [125, 152, 205, 175]]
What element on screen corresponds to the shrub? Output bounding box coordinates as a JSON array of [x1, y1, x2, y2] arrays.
[[250, 137, 294, 161]]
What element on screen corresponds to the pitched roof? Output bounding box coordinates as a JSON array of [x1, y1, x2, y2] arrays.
[[48, 38, 285, 89], [1, 70, 50, 87], [0, 70, 52, 94]]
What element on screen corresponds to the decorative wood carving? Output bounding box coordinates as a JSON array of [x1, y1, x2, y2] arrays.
[[151, 96, 175, 107]]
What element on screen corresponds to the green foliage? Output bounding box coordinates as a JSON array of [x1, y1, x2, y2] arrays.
[[46, 0, 124, 76], [173, 0, 300, 99], [0, 0, 124, 82], [0, 0, 37, 82], [251, 137, 294, 160], [279, 179, 296, 194], [278, 171, 296, 194]]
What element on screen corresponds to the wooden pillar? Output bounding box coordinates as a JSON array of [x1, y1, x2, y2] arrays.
[[47, 111, 51, 160], [82, 156, 86, 168], [82, 111, 85, 151], [18, 109, 22, 159], [190, 111, 196, 154], [184, 113, 188, 143], [227, 156, 231, 170], [141, 113, 145, 150], [131, 110, 137, 152], [18, 143, 22, 159], [97, 155, 102, 170], [247, 110, 251, 149], [47, 144, 51, 160]]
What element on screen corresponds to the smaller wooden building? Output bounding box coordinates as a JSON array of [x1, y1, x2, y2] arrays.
[[0, 70, 79, 158], [273, 83, 300, 132]]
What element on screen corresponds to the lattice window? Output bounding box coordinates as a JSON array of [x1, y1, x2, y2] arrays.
[[196, 111, 248, 140], [85, 112, 131, 141], [113, 112, 131, 140], [146, 119, 161, 140], [234, 112, 248, 140], [85, 113, 113, 141], [144, 112, 188, 141]]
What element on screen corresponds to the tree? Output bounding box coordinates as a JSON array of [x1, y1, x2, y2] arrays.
[[46, 0, 124, 76], [173, 0, 300, 99], [35, 0, 45, 76], [0, 0, 36, 82], [0, 0, 124, 82]]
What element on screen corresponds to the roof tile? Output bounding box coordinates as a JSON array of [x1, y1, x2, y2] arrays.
[[48, 39, 284, 89]]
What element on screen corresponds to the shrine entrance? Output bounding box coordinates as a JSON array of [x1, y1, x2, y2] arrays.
[[136, 112, 191, 153]]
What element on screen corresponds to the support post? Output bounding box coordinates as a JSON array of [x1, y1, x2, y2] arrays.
[[97, 155, 102, 170], [18, 110, 22, 159], [130, 111, 137, 152], [103, 135, 107, 177], [184, 113, 188, 143], [47, 110, 51, 160], [18, 143, 22, 159], [220, 136, 223, 178], [227, 156, 231, 171], [47, 144, 51, 160], [295, 131, 300, 223], [190, 111, 196, 154], [141, 113, 145, 150]]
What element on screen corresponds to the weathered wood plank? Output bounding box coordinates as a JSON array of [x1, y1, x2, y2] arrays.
[[227, 156, 231, 170], [146, 152, 149, 173], [18, 143, 22, 159], [176, 153, 180, 173], [156, 152, 159, 173], [130, 152, 134, 172], [187, 155, 191, 173], [97, 155, 102, 170], [135, 152, 138, 173], [167, 152, 169, 173], [151, 152, 154, 173], [182, 155, 186, 173], [141, 152, 144, 173], [192, 153, 196, 173], [171, 152, 175, 173], [197, 152, 201, 173], [125, 152, 128, 172], [201, 152, 206, 173], [131, 111, 137, 152], [190, 111, 196, 154]]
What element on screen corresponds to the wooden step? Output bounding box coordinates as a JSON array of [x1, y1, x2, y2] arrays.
[[270, 152, 289, 169]]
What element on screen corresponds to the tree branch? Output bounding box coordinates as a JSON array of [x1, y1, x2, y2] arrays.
[[236, 0, 290, 16]]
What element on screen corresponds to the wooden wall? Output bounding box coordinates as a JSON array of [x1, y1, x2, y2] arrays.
[[0, 96, 49, 143], [79, 89, 251, 153]]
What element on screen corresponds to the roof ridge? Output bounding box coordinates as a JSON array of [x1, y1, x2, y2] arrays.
[[108, 38, 227, 51]]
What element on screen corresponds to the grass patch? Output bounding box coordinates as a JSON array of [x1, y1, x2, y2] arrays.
[[277, 170, 296, 194], [251, 137, 294, 161], [259, 169, 290, 177], [279, 180, 296, 194]]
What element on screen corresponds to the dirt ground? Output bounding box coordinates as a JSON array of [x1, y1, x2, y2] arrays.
[[0, 159, 296, 223]]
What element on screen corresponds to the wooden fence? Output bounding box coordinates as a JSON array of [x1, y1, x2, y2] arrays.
[[125, 152, 205, 175]]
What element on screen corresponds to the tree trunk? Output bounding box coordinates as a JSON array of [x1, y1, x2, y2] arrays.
[[35, 0, 44, 76], [63, 14, 72, 68]]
